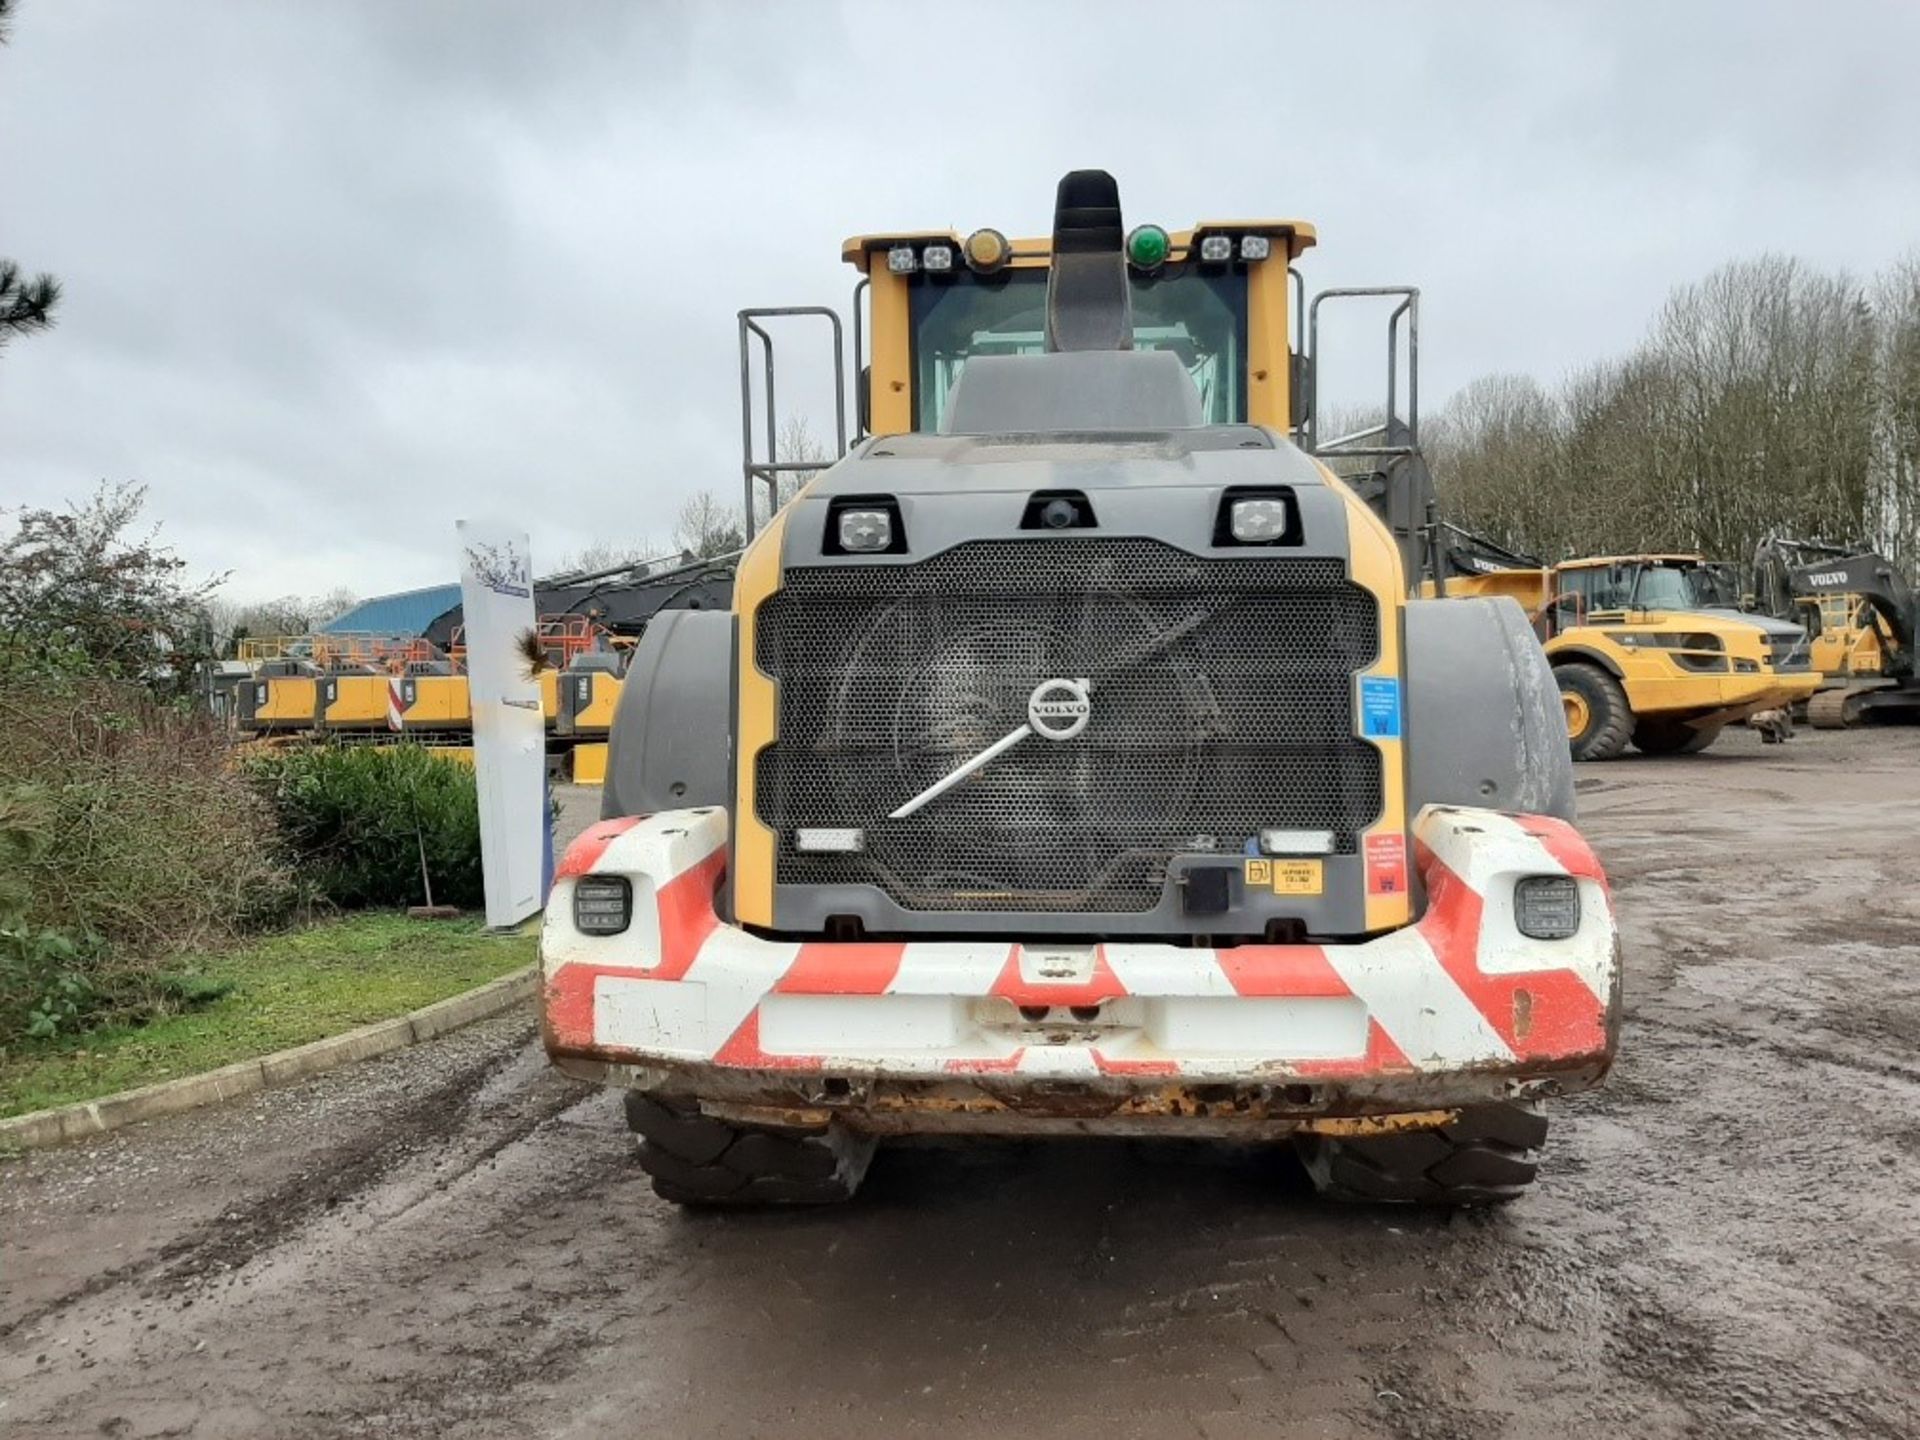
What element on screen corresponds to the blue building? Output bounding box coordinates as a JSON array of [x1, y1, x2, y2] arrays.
[[320, 583, 462, 637]]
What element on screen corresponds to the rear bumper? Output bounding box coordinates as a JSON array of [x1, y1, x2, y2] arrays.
[[541, 806, 1619, 1132]]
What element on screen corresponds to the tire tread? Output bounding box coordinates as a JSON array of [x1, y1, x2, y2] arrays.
[[1297, 1102, 1547, 1206], [623, 1092, 874, 1207]]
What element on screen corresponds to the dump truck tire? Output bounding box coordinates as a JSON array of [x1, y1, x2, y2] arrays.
[[623, 1092, 875, 1206], [1632, 719, 1721, 755], [1295, 1102, 1548, 1206], [1556, 663, 1632, 761]]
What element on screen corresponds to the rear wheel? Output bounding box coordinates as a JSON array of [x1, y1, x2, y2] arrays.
[[1556, 664, 1632, 761], [1632, 719, 1721, 755], [1295, 1103, 1548, 1206], [624, 1092, 876, 1207]]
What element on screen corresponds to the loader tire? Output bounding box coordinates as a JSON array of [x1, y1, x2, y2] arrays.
[[1556, 663, 1632, 761], [1631, 719, 1721, 755], [623, 1092, 875, 1207], [1295, 1102, 1548, 1206]]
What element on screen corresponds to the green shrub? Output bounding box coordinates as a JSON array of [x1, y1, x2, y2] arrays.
[[0, 677, 294, 1047], [248, 744, 484, 911]]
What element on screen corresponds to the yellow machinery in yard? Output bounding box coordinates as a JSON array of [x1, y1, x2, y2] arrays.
[[543, 171, 1622, 1210], [1750, 535, 1920, 728], [1421, 533, 1821, 758], [234, 623, 626, 780]]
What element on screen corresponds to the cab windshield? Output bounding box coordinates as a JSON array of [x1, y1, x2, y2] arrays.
[[1559, 560, 1717, 617], [908, 266, 1248, 431], [1629, 563, 1711, 612]]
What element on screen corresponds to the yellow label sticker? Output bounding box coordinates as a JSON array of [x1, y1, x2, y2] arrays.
[[1243, 859, 1272, 887], [1272, 860, 1324, 896]]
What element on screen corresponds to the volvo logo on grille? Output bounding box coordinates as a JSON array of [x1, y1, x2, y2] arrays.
[[1027, 677, 1092, 741]]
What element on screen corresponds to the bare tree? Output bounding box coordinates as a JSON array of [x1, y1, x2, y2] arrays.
[[1429, 253, 1895, 569], [1874, 252, 1920, 568], [554, 538, 671, 575], [674, 491, 745, 559]]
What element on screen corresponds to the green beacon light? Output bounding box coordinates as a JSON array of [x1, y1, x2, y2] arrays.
[[1126, 223, 1170, 271]]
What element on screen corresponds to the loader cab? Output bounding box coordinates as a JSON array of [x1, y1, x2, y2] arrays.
[[847, 223, 1314, 436], [738, 205, 1429, 590]]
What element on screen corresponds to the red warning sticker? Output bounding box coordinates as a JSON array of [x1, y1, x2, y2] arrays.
[[1364, 833, 1409, 896]]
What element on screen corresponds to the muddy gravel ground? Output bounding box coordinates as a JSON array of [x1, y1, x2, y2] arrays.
[[4, 728, 1919, 1439]]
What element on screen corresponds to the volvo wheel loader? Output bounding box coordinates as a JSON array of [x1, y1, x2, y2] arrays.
[[541, 172, 1620, 1207]]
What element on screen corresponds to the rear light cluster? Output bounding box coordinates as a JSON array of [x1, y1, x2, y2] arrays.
[[573, 876, 632, 935], [1514, 876, 1580, 940]]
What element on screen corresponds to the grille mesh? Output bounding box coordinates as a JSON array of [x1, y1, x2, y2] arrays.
[[754, 539, 1382, 912], [1767, 633, 1812, 672]]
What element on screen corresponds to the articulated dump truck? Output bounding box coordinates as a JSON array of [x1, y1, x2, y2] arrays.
[[541, 173, 1622, 1207]]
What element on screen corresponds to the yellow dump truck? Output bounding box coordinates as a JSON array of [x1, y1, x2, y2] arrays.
[[1427, 540, 1820, 758]]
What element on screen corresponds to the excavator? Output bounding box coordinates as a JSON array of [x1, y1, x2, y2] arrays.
[[540, 171, 1620, 1209], [1751, 534, 1920, 726]]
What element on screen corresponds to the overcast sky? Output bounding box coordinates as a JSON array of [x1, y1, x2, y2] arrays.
[[4, 1, 1918, 604]]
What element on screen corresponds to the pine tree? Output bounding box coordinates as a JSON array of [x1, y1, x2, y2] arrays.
[[0, 1, 61, 351]]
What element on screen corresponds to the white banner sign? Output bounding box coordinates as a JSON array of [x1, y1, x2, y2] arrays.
[[456, 521, 549, 928]]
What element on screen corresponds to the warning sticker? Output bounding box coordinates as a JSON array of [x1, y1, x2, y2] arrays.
[[1359, 676, 1403, 739], [1365, 833, 1409, 896], [1271, 859, 1323, 896], [1243, 858, 1272, 887]]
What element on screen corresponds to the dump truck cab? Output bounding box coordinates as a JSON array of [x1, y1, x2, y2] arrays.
[[547, 173, 1620, 1209]]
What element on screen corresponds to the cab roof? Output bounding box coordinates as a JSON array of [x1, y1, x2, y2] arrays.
[[841, 220, 1318, 268], [1558, 553, 1706, 570]]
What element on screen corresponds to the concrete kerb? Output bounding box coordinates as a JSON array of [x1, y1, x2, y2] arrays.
[[0, 965, 538, 1153]]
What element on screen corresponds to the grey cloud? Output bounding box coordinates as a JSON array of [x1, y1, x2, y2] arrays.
[[3, 1, 1918, 600]]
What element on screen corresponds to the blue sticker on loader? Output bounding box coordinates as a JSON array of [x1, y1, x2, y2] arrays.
[[1360, 677, 1403, 738]]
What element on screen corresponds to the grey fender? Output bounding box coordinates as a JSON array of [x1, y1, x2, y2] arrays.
[[1405, 597, 1576, 821], [602, 609, 735, 821]]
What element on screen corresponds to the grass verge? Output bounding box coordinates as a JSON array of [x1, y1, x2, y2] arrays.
[[0, 913, 535, 1120]]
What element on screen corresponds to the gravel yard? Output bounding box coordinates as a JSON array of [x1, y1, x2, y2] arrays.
[[3, 727, 1917, 1439]]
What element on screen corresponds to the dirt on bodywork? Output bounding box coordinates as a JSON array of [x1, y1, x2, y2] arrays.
[[3, 728, 1918, 1439]]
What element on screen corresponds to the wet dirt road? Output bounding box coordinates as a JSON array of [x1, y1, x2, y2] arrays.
[[4, 728, 1919, 1439]]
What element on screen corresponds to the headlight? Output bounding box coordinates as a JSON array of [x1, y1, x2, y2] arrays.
[[1230, 497, 1292, 543], [1514, 875, 1580, 940], [1259, 828, 1333, 855], [572, 875, 632, 936], [1198, 234, 1234, 263], [1238, 234, 1272, 261], [795, 827, 865, 854], [921, 243, 954, 273], [837, 508, 893, 553], [886, 244, 918, 274]]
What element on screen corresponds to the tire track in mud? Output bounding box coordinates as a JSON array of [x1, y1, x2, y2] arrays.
[[2, 1029, 562, 1342]]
